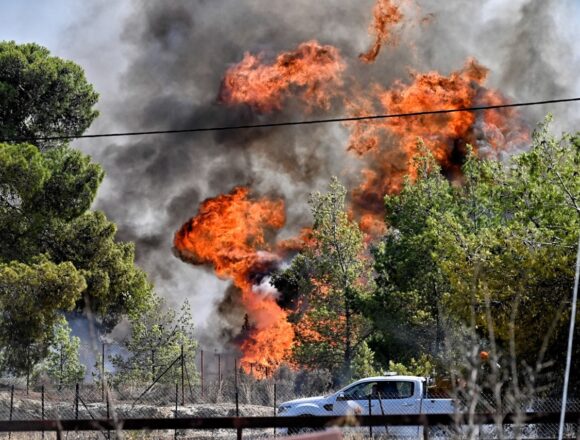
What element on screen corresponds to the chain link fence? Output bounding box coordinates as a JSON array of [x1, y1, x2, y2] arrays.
[[0, 342, 577, 438], [0, 377, 576, 438]]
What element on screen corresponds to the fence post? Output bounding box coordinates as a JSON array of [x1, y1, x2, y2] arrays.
[[181, 345, 185, 405], [59, 345, 64, 391], [41, 385, 45, 440], [151, 349, 155, 379], [8, 384, 14, 440], [235, 389, 241, 440], [200, 349, 204, 399], [215, 351, 222, 402], [75, 383, 79, 420], [368, 394, 373, 438], [273, 382, 277, 438], [101, 343, 105, 402], [234, 358, 238, 390], [175, 383, 179, 440], [106, 387, 111, 440], [217, 352, 221, 382], [26, 346, 30, 395]]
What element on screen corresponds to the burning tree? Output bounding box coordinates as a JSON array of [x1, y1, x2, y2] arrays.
[[275, 178, 375, 382]]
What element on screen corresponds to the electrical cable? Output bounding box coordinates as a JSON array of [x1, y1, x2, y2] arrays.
[[0, 97, 579, 143]]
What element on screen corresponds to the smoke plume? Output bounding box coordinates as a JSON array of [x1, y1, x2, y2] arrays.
[[58, 0, 580, 359]]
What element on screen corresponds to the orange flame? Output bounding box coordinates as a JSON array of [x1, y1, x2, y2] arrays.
[[219, 40, 345, 112], [347, 58, 529, 225], [173, 187, 294, 374], [175, 1, 531, 375], [359, 0, 404, 63]]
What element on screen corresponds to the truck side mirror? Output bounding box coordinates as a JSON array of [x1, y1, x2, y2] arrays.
[[336, 392, 346, 401]]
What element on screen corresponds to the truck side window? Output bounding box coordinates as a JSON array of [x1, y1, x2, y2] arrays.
[[342, 382, 378, 400], [377, 381, 414, 399]]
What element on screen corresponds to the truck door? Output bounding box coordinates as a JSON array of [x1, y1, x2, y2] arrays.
[[377, 380, 418, 414], [334, 381, 379, 416], [377, 380, 420, 437]]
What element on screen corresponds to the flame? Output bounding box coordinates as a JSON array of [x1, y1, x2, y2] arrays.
[[219, 40, 345, 112], [173, 187, 294, 374], [359, 0, 405, 63], [174, 1, 531, 375], [347, 58, 529, 225]]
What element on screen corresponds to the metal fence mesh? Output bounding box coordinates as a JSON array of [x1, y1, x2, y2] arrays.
[[0, 377, 576, 438], [0, 343, 576, 438]]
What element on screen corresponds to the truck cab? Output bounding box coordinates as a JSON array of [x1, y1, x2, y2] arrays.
[[278, 375, 453, 435]]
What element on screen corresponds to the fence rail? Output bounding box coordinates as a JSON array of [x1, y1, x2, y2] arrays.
[[0, 412, 577, 435]]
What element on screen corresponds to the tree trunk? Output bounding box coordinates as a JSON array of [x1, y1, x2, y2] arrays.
[[343, 291, 353, 382]]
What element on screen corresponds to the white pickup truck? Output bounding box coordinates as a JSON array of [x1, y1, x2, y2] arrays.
[[278, 374, 454, 436]]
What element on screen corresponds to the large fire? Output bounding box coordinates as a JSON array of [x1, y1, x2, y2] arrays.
[[173, 188, 294, 374], [219, 40, 345, 113], [174, 0, 530, 374], [347, 58, 529, 220]]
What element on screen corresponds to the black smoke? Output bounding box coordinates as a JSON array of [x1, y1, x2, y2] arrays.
[[61, 0, 580, 348]]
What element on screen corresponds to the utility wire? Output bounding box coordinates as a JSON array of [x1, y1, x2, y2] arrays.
[[1, 97, 579, 143]]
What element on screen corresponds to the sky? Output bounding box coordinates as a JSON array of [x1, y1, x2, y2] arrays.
[[2, 0, 580, 349]]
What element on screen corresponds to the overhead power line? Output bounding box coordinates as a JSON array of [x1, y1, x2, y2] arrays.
[[1, 96, 580, 143]]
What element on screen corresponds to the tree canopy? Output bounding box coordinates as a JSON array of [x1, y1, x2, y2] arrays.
[[372, 118, 580, 387], [0, 258, 85, 375], [0, 42, 154, 376], [0, 142, 153, 327], [0, 41, 99, 149], [275, 177, 374, 382]]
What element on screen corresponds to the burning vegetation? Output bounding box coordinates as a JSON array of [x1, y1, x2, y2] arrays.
[[173, 187, 294, 375], [174, 0, 530, 375]]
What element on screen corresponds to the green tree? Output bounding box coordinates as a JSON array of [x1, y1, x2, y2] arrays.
[[0, 43, 154, 376], [275, 177, 374, 382], [0, 41, 99, 149], [0, 258, 86, 376], [351, 341, 379, 380], [35, 316, 85, 387], [0, 143, 153, 329], [371, 147, 454, 366], [374, 118, 579, 386], [110, 297, 198, 386]]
